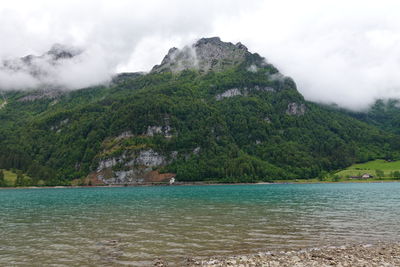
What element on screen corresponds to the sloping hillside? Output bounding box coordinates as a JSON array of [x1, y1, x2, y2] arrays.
[[0, 37, 397, 185]]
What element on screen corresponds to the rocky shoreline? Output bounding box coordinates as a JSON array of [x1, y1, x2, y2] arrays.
[[182, 243, 400, 267]]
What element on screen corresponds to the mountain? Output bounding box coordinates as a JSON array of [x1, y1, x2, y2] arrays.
[[0, 44, 82, 89], [0, 37, 398, 186]]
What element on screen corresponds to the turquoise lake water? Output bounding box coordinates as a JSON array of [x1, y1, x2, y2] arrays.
[[0, 183, 399, 266]]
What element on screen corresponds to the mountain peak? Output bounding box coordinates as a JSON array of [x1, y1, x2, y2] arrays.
[[151, 37, 261, 73], [0, 44, 83, 90], [194, 37, 248, 51], [46, 43, 82, 60]]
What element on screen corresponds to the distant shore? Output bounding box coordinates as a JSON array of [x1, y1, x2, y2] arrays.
[[0, 182, 267, 190], [1, 179, 400, 190], [184, 243, 400, 267]]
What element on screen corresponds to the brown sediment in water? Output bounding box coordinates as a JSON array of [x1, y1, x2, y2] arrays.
[[183, 243, 400, 267]]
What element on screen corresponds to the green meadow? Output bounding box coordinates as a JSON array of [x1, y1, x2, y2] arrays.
[[274, 160, 400, 183], [334, 159, 400, 178]]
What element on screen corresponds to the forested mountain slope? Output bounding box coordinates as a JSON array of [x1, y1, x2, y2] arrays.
[[347, 99, 400, 135], [0, 37, 398, 185]]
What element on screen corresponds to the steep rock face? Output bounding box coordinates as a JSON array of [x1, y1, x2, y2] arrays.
[[215, 88, 243, 100], [97, 149, 168, 171], [134, 149, 167, 167], [96, 149, 175, 184], [215, 86, 276, 101], [286, 102, 306, 116], [151, 37, 262, 73], [145, 125, 173, 138]]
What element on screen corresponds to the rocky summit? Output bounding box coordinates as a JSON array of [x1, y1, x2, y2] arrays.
[[151, 37, 263, 73]]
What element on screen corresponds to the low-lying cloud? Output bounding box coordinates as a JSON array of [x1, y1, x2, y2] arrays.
[[0, 0, 250, 90], [215, 0, 400, 110], [1, 0, 400, 110], [0, 44, 111, 89]]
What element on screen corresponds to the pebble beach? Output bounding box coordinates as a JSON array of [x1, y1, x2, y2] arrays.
[[182, 243, 400, 267]]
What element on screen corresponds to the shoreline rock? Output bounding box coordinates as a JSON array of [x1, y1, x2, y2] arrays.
[[185, 243, 400, 267]]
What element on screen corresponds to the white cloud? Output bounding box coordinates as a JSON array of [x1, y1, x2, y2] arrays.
[[0, 0, 252, 90], [1, 0, 400, 109], [215, 0, 400, 110]]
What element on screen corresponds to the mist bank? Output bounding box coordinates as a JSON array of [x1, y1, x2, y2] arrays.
[[1, 35, 400, 113], [2, 1, 400, 110]]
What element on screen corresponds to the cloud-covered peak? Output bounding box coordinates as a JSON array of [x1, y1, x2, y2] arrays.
[[0, 44, 110, 90], [46, 44, 83, 60], [151, 37, 261, 73]]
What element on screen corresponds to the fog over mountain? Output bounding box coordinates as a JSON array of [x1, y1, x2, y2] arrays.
[[1, 0, 400, 110]]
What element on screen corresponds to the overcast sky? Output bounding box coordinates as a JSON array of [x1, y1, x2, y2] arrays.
[[1, 0, 400, 110]]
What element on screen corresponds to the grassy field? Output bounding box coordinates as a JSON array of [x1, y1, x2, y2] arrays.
[[274, 177, 398, 184], [273, 159, 400, 183], [334, 159, 400, 178]]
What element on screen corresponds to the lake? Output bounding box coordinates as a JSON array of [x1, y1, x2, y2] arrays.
[[0, 183, 399, 266]]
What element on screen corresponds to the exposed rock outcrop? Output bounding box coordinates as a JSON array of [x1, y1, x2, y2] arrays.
[[146, 125, 173, 138], [215, 86, 276, 100], [286, 102, 306, 116], [215, 88, 243, 100], [96, 149, 176, 185], [151, 37, 263, 73], [0, 99, 7, 110], [135, 149, 167, 167]]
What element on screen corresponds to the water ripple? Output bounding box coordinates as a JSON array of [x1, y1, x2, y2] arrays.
[[0, 183, 399, 265]]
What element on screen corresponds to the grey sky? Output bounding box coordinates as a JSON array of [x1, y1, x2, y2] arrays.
[[1, 0, 400, 110]]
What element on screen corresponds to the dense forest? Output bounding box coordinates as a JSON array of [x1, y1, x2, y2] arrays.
[[0, 38, 399, 186]]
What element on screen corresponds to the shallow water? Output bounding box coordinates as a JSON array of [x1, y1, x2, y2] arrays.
[[0, 183, 399, 266]]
